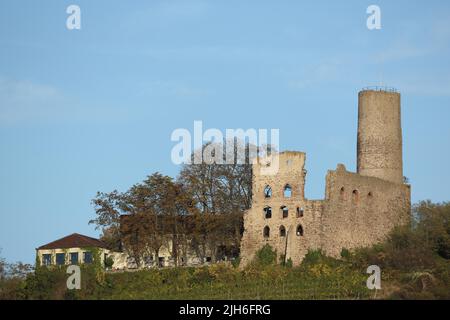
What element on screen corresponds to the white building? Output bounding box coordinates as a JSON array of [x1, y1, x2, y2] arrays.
[[36, 233, 122, 268]]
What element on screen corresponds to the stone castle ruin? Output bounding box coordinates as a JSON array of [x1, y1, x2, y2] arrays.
[[240, 88, 411, 266]]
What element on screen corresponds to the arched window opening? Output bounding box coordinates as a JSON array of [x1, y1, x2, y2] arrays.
[[284, 184, 292, 198], [264, 207, 272, 219], [352, 190, 359, 204], [264, 185, 272, 198], [281, 206, 289, 219], [280, 226, 286, 237], [296, 225, 304, 237], [296, 207, 304, 218], [367, 192, 374, 205], [263, 226, 270, 238], [340, 187, 345, 200]]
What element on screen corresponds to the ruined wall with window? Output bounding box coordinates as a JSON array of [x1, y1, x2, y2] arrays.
[[320, 163, 410, 257], [240, 89, 411, 267], [240, 153, 410, 267], [240, 152, 324, 267]]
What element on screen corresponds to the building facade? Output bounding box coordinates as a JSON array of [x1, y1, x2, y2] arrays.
[[36, 233, 118, 268]]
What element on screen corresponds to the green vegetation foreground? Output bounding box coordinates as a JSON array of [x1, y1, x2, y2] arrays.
[[1, 200, 449, 300]]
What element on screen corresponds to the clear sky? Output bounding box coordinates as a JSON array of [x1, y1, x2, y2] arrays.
[[1, 0, 450, 264]]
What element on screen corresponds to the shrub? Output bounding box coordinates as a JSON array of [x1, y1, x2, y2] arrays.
[[285, 258, 293, 268], [255, 245, 277, 266], [383, 226, 436, 271], [414, 200, 450, 260], [23, 267, 68, 300], [208, 263, 238, 283], [191, 267, 214, 284], [231, 257, 240, 269], [302, 249, 326, 265], [340, 248, 351, 260], [0, 278, 25, 300], [104, 257, 114, 269]]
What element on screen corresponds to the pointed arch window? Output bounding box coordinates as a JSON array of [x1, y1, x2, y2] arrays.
[[264, 185, 272, 198], [340, 187, 345, 200], [280, 226, 286, 237], [296, 225, 304, 237], [263, 226, 270, 238], [284, 184, 292, 198], [352, 190, 359, 204], [264, 206, 272, 219], [281, 206, 289, 219]]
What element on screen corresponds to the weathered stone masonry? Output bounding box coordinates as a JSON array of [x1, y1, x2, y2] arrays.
[[240, 89, 411, 266]]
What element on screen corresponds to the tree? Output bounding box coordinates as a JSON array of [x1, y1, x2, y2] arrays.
[[6, 262, 33, 279], [0, 249, 6, 281], [89, 139, 274, 265], [413, 200, 450, 259], [178, 140, 254, 261], [120, 213, 159, 267], [140, 173, 197, 267], [178, 140, 253, 215], [89, 190, 124, 251], [90, 173, 197, 268]]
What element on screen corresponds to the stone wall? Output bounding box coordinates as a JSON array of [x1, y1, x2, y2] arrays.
[[240, 152, 324, 266], [239, 154, 411, 267], [239, 89, 410, 267], [320, 164, 411, 257]]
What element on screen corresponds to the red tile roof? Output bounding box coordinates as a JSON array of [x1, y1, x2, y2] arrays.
[[37, 233, 108, 250]]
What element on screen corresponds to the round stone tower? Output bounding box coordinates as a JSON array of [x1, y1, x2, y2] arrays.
[[357, 88, 403, 184]]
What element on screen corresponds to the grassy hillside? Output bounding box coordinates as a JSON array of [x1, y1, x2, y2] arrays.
[[10, 250, 371, 300], [4, 241, 448, 300], [1, 201, 449, 300]]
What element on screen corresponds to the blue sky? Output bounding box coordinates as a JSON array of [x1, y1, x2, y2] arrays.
[[1, 0, 450, 264]]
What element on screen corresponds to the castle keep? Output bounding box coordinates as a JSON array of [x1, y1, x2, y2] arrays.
[[240, 89, 411, 266]]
